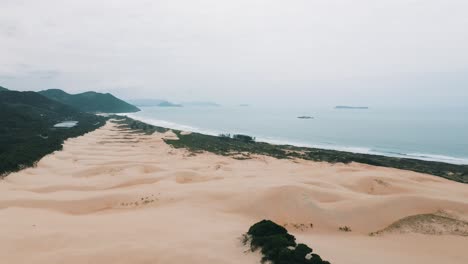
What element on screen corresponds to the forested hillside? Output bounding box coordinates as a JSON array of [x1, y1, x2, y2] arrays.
[[39, 89, 140, 113], [0, 91, 106, 176]]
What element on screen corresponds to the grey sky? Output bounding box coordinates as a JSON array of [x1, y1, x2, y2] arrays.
[[1, 0, 467, 107]]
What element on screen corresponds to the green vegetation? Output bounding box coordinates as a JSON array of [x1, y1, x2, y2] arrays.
[[0, 91, 105, 176], [219, 133, 256, 143], [111, 116, 169, 134], [39, 88, 140, 113], [233, 134, 256, 143], [115, 116, 468, 183], [243, 220, 330, 264]]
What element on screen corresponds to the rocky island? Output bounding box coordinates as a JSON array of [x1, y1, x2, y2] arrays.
[[335, 106, 369, 109]]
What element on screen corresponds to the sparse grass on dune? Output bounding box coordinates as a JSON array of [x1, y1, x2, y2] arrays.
[[370, 213, 468, 237]]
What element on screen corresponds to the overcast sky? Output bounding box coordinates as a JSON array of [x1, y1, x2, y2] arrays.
[[0, 0, 467, 107]]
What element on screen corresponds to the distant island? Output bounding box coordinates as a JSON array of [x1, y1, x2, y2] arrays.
[[335, 106, 369, 109], [239, 104, 250, 107], [129, 99, 182, 107], [182, 101, 220, 107], [297, 116, 314, 119], [39, 89, 140, 113], [159, 101, 182, 107]]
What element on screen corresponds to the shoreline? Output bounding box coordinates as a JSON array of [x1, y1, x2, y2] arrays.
[[114, 115, 468, 183], [121, 113, 468, 165]]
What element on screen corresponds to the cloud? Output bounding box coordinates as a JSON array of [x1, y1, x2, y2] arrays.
[[0, 0, 467, 106]]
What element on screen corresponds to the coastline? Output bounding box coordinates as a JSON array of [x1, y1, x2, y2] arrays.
[[122, 112, 468, 165], [116, 115, 468, 183], [1, 119, 467, 264]]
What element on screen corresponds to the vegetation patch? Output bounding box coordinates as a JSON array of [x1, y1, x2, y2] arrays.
[[243, 220, 331, 264], [110, 116, 169, 134], [220, 133, 256, 143], [338, 226, 352, 232], [284, 223, 314, 231], [369, 213, 468, 236]]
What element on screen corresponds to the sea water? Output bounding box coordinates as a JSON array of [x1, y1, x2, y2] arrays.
[[125, 106, 468, 165], [54, 121, 78, 128]]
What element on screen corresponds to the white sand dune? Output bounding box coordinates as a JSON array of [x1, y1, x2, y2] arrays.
[[0, 121, 467, 264]]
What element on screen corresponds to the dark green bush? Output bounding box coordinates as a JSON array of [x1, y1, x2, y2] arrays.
[[245, 220, 331, 264], [233, 134, 255, 143], [218, 133, 231, 139], [248, 220, 289, 237]]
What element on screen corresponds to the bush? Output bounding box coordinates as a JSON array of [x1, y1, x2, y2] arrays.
[[338, 226, 352, 232], [245, 220, 331, 264], [248, 220, 289, 237], [233, 134, 255, 143], [218, 133, 231, 140]]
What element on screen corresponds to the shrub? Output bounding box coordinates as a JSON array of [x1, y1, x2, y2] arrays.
[[245, 220, 331, 264], [338, 226, 352, 232], [248, 220, 289, 237], [233, 134, 255, 143], [219, 133, 232, 140]]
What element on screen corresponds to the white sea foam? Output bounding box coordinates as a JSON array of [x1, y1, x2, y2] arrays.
[[402, 153, 468, 165], [122, 114, 220, 136]]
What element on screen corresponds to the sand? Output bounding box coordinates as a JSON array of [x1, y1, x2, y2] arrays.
[[1, 121, 467, 264]]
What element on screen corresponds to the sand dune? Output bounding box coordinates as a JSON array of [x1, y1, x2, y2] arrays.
[[0, 121, 467, 264]]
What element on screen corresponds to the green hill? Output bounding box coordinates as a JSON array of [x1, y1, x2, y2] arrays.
[[0, 91, 106, 176], [39, 89, 140, 113], [0, 86, 9, 91]]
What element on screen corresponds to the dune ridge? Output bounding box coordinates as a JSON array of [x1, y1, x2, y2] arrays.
[[0, 121, 467, 264]]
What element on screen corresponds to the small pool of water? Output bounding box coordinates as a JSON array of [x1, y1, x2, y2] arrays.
[[54, 121, 78, 128]]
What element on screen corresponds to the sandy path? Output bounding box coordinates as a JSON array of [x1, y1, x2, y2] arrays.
[[0, 122, 467, 264]]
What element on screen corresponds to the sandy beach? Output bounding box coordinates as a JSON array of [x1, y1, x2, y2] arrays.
[[1, 121, 467, 264]]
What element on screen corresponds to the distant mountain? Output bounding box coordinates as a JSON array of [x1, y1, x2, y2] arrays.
[[158, 101, 182, 107], [335, 106, 369, 110], [128, 99, 182, 107], [0, 91, 105, 176], [182, 101, 220, 107], [0, 86, 9, 91], [39, 89, 140, 113]]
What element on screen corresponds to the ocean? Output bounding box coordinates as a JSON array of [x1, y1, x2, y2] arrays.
[[124, 105, 468, 165]]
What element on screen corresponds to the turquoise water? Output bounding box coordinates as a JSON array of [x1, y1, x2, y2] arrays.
[[125, 106, 468, 164]]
